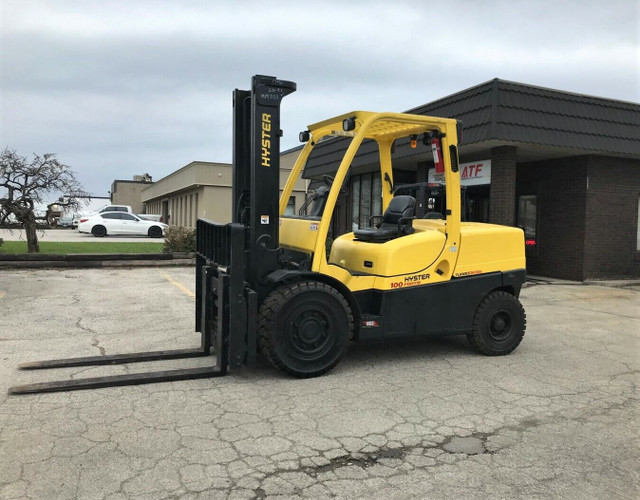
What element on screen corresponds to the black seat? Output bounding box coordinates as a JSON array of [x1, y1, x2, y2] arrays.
[[353, 195, 416, 242]]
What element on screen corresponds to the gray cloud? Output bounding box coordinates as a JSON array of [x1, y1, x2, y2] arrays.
[[1, 0, 637, 195]]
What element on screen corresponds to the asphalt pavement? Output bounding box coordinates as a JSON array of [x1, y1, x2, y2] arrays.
[[0, 267, 638, 499]]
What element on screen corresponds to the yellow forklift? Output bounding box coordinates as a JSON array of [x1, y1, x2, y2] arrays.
[[9, 75, 526, 393]]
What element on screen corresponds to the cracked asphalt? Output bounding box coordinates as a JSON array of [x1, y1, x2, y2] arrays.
[[0, 267, 638, 499]]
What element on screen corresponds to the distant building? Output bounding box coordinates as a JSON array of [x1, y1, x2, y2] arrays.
[[141, 157, 307, 228], [110, 174, 154, 213]]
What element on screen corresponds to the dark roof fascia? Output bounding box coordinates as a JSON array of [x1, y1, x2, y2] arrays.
[[491, 78, 499, 140], [404, 79, 496, 115], [493, 78, 640, 108], [423, 77, 640, 111]]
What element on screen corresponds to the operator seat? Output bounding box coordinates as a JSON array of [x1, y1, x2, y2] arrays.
[[353, 195, 416, 242]]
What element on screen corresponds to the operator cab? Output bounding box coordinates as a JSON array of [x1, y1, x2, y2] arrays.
[[278, 111, 461, 279]]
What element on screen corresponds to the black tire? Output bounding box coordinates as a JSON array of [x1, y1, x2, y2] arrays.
[[259, 281, 353, 378], [467, 291, 526, 355], [148, 226, 163, 238], [92, 225, 107, 237]]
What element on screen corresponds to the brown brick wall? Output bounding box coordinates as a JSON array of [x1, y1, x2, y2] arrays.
[[517, 156, 588, 280], [583, 156, 640, 279], [517, 155, 640, 280], [489, 146, 517, 226]]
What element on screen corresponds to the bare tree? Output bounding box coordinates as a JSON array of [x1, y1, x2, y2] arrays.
[[0, 149, 87, 252]]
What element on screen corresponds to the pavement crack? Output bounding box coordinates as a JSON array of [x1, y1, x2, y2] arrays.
[[91, 338, 106, 356], [76, 318, 97, 335], [312, 447, 407, 475]]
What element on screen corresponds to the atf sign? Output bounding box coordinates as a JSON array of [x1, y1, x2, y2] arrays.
[[429, 160, 491, 186]]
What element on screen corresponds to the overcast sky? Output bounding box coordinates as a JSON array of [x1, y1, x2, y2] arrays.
[[1, 0, 638, 196]]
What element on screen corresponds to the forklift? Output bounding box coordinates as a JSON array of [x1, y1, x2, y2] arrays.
[[9, 75, 526, 394]]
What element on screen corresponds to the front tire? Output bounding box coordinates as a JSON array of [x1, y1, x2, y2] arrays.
[[467, 290, 526, 355], [92, 225, 107, 237], [148, 226, 163, 238], [259, 281, 353, 378]]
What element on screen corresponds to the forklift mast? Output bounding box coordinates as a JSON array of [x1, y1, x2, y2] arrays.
[[232, 75, 296, 296]]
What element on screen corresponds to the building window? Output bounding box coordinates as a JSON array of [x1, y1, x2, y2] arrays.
[[351, 173, 382, 230], [517, 195, 538, 255], [284, 196, 295, 216]]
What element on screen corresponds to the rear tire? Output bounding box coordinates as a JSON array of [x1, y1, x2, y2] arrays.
[[259, 281, 353, 378], [148, 226, 163, 238], [467, 290, 526, 355], [92, 225, 107, 237]]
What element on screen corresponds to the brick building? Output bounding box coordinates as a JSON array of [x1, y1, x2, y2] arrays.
[[300, 79, 640, 281]]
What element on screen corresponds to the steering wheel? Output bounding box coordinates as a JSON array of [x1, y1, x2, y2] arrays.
[[322, 174, 348, 194]]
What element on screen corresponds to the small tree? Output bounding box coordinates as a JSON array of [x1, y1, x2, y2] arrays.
[[0, 149, 86, 252]]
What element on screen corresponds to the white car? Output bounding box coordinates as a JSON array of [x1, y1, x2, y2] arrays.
[[78, 212, 167, 238]]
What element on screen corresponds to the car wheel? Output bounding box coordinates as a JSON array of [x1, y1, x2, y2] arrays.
[[92, 225, 107, 237], [259, 280, 353, 378], [148, 226, 163, 238], [466, 290, 526, 355]]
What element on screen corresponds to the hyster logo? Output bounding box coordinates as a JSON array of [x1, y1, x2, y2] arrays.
[[404, 273, 430, 283], [261, 113, 272, 167]]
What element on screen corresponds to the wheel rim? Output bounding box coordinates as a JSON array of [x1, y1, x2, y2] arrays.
[[285, 306, 335, 361], [488, 310, 512, 341]]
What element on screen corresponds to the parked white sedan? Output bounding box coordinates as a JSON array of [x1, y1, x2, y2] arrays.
[[78, 212, 167, 238]]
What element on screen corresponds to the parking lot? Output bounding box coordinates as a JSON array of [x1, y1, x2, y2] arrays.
[[0, 267, 638, 499]]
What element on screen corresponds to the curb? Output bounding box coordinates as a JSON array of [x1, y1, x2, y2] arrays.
[[0, 253, 195, 269], [524, 276, 640, 288]]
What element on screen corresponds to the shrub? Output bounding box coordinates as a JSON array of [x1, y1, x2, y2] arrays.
[[162, 226, 196, 253]]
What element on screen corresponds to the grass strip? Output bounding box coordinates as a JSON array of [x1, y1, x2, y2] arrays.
[[0, 241, 164, 254]]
